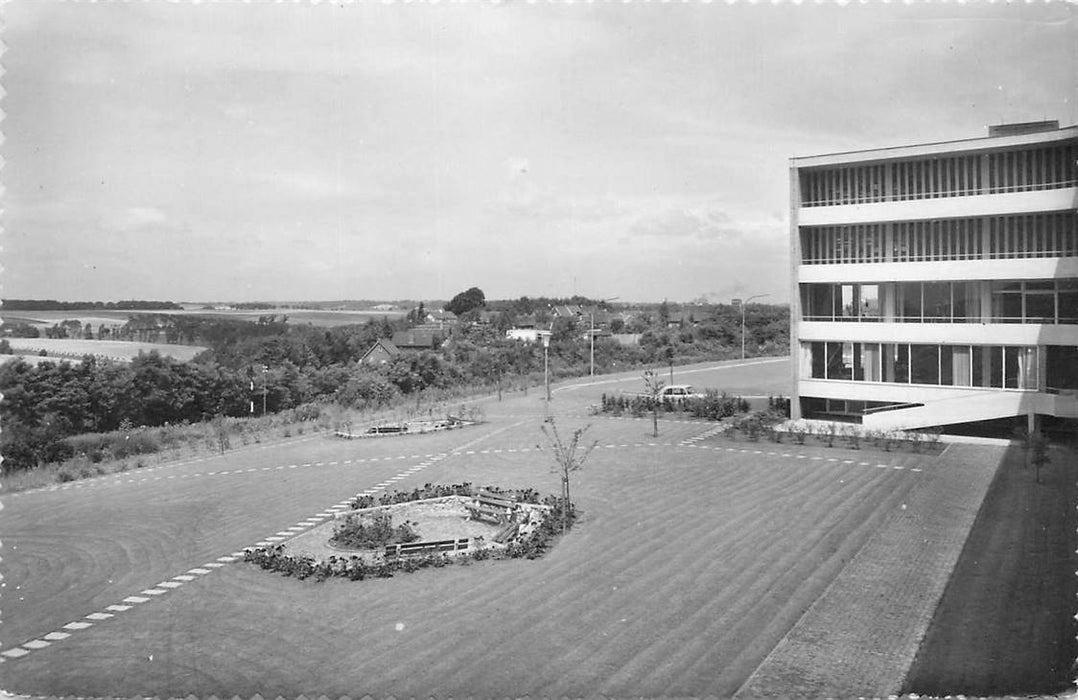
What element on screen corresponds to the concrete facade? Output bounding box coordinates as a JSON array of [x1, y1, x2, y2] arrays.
[[790, 122, 1078, 431]]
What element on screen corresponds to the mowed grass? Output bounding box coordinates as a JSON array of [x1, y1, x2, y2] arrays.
[[5, 434, 930, 698]]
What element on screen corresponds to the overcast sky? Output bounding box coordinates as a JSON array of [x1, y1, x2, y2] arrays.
[[3, 2, 1075, 305]]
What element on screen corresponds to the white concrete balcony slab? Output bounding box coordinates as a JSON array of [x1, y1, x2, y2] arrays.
[[798, 257, 1078, 284], [797, 187, 1077, 227]]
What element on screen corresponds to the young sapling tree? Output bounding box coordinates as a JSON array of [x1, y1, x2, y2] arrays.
[[540, 417, 597, 533], [643, 369, 665, 438]]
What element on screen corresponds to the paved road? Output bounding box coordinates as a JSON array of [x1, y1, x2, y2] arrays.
[[0, 358, 789, 686]]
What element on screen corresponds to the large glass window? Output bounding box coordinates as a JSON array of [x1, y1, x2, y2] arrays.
[[899, 283, 921, 322], [810, 341, 825, 379], [840, 285, 856, 320], [860, 285, 880, 320], [988, 280, 1077, 323], [922, 282, 951, 322], [990, 346, 1004, 387], [882, 343, 910, 383], [952, 281, 980, 323], [1004, 346, 1021, 389], [802, 285, 835, 321], [911, 345, 940, 385], [991, 282, 1023, 323], [857, 343, 881, 381], [972, 346, 988, 387], [826, 342, 853, 380], [1025, 281, 1056, 323], [1059, 281, 1078, 324], [1046, 345, 1078, 390], [940, 346, 955, 386]]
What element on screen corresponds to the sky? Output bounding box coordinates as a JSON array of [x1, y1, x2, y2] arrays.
[[2, 2, 1076, 305]]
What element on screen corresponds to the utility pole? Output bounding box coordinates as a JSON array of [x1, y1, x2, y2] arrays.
[[542, 331, 551, 416], [736, 294, 771, 360], [590, 296, 619, 380]]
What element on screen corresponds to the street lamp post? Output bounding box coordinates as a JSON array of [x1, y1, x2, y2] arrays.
[[736, 294, 771, 361], [261, 364, 269, 416], [590, 296, 619, 380], [542, 331, 552, 416]]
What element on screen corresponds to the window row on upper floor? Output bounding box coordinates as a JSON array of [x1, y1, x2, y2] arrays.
[[800, 212, 1078, 265], [799, 142, 1077, 207], [801, 280, 1078, 324], [804, 341, 1041, 390]]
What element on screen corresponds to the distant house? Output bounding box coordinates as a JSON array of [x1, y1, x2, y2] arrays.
[[667, 311, 698, 328], [513, 314, 538, 329], [392, 328, 445, 350], [550, 305, 583, 319], [581, 307, 614, 327], [506, 328, 540, 343], [360, 338, 400, 365], [425, 310, 458, 328], [477, 310, 502, 325], [611, 333, 642, 347]]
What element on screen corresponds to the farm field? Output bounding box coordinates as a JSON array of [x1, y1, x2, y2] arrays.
[[1, 306, 407, 330], [0, 357, 1055, 697], [3, 337, 208, 362]]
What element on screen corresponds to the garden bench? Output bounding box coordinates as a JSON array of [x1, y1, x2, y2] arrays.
[[467, 490, 519, 524], [384, 537, 470, 558], [367, 425, 408, 435]]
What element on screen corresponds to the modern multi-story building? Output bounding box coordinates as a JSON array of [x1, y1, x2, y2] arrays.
[[789, 121, 1078, 433]]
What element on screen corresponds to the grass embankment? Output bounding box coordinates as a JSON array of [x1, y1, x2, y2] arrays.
[[902, 442, 1078, 696], [0, 387, 492, 494]]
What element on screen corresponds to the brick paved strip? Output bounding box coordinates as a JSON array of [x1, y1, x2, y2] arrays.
[[735, 444, 1001, 698]]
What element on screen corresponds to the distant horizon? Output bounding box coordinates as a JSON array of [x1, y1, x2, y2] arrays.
[[1, 295, 791, 308]]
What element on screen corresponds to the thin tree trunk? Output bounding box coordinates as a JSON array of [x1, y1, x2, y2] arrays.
[[562, 475, 570, 533]]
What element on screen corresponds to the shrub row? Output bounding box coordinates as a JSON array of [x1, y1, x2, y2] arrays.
[[598, 390, 754, 419], [331, 511, 420, 550], [779, 422, 943, 452], [349, 482, 543, 510]]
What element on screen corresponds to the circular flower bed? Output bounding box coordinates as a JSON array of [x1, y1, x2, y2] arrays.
[[244, 483, 575, 582]]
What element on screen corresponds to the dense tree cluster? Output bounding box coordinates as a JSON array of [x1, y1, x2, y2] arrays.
[[444, 286, 486, 317]]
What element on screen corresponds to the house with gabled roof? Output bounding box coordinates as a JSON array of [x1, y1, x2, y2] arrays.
[[550, 304, 583, 318], [392, 328, 445, 351], [360, 338, 400, 365]]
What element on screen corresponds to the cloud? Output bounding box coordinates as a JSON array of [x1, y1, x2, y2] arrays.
[[625, 202, 786, 244], [250, 170, 391, 201], [110, 207, 169, 230]]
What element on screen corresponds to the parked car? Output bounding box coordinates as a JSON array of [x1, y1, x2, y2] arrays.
[[638, 384, 705, 403]]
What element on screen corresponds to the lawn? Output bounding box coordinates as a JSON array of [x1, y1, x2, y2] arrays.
[[3, 432, 948, 698]]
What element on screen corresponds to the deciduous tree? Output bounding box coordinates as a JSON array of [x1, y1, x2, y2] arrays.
[[540, 418, 597, 533]]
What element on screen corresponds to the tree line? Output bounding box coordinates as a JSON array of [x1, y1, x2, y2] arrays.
[[2, 299, 183, 311], [0, 301, 788, 472]]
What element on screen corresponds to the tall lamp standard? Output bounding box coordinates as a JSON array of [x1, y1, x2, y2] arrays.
[[735, 294, 770, 361], [541, 330, 552, 416], [590, 296, 620, 380], [261, 364, 269, 416]]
